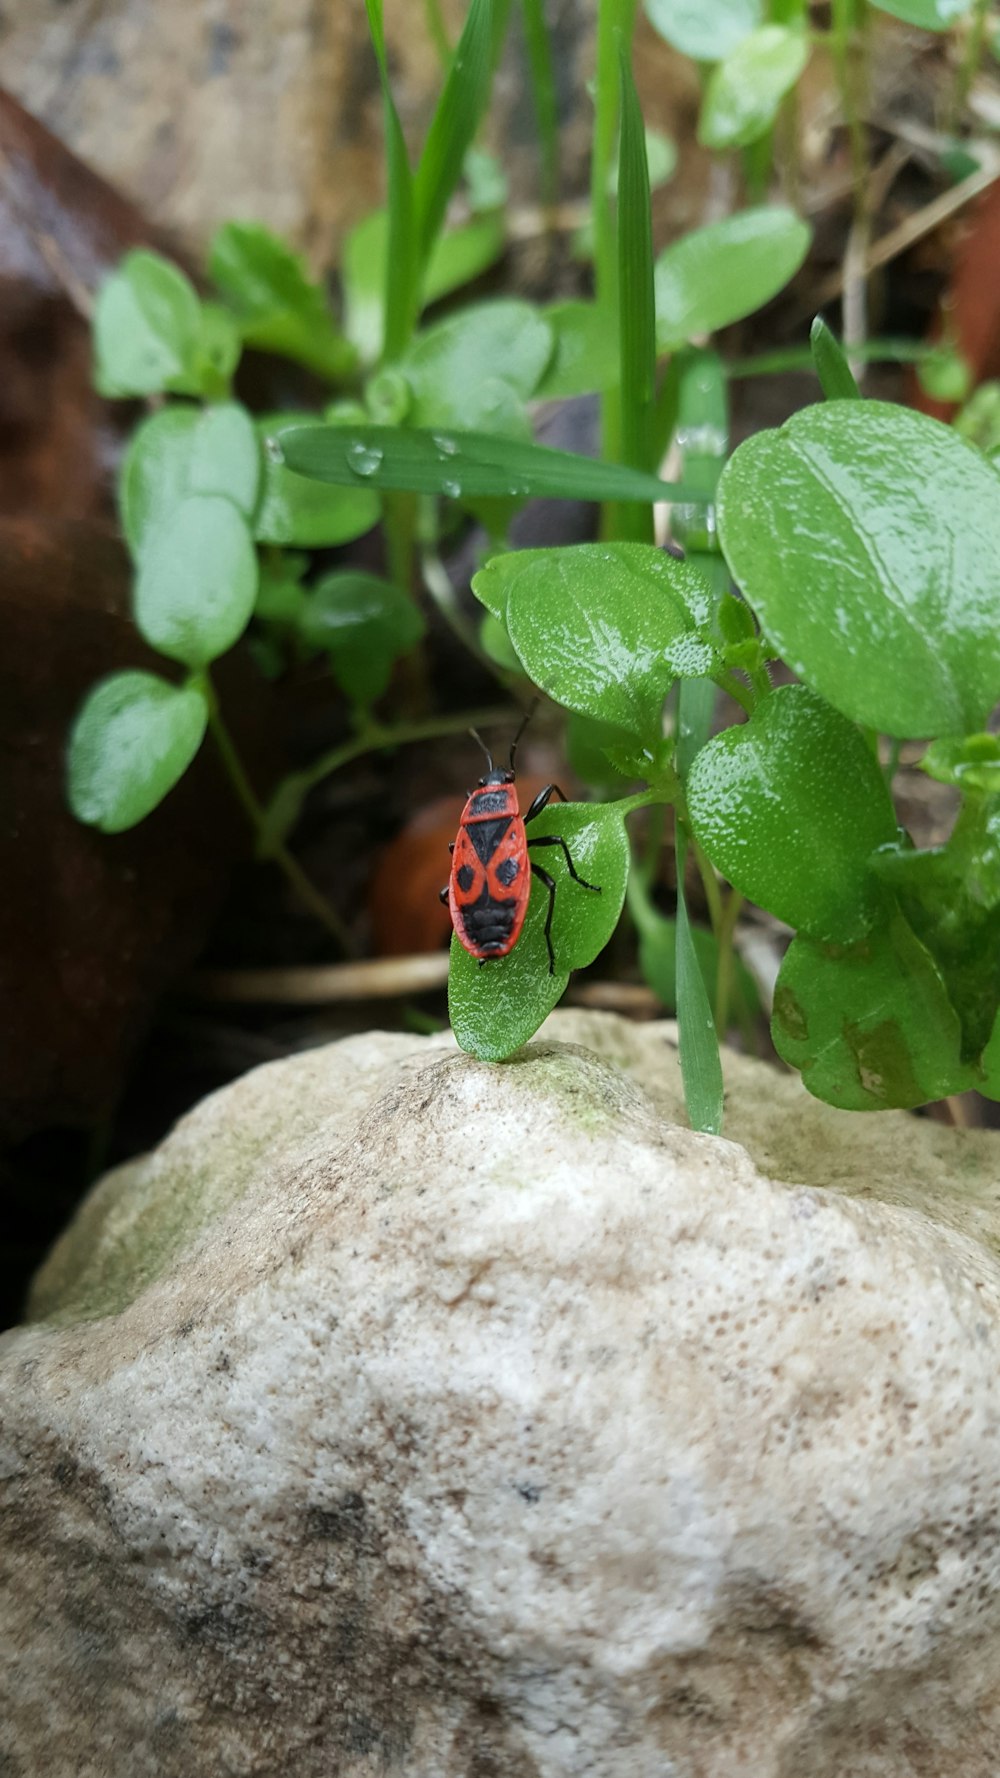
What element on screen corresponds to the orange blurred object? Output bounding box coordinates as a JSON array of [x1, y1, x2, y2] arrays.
[[368, 775, 551, 956]]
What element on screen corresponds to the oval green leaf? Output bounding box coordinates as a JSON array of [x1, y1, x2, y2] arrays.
[[535, 302, 619, 399], [772, 911, 975, 1111], [209, 220, 356, 380], [449, 798, 633, 1062], [655, 208, 811, 351], [644, 0, 761, 60], [255, 415, 379, 547], [686, 684, 897, 940], [67, 671, 208, 832], [870, 0, 971, 28], [396, 300, 553, 434], [135, 494, 258, 667], [475, 544, 717, 747], [698, 27, 809, 151], [120, 402, 261, 555], [717, 400, 1000, 737], [94, 250, 203, 398], [299, 571, 426, 708]]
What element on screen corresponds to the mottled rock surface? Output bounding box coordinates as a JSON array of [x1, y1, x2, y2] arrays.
[[4, 1011, 1000, 1776]]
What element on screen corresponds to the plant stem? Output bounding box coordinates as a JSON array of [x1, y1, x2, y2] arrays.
[[947, 0, 990, 134], [201, 675, 356, 954], [831, 0, 870, 363], [713, 885, 744, 1034], [592, 0, 638, 490], [727, 337, 936, 379], [264, 704, 519, 846], [521, 0, 560, 206]]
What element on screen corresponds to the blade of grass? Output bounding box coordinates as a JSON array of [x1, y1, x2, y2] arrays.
[[521, 0, 559, 204], [810, 316, 861, 400], [615, 37, 656, 541], [279, 421, 704, 503], [675, 824, 725, 1135], [414, 0, 496, 272], [364, 0, 419, 360], [592, 0, 639, 482]]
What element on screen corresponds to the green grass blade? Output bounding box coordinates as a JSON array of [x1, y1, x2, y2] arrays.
[[364, 0, 419, 359], [810, 316, 861, 400], [615, 38, 656, 540], [414, 0, 496, 272], [521, 0, 559, 203], [279, 422, 703, 503], [675, 828, 725, 1135]]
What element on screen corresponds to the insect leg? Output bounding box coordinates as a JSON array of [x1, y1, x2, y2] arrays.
[[530, 862, 558, 975], [523, 783, 567, 825], [439, 885, 450, 904], [527, 832, 601, 892]]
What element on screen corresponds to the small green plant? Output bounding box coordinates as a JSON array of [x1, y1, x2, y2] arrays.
[[68, 0, 1000, 1131]]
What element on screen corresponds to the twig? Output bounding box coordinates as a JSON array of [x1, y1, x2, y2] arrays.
[[191, 954, 451, 1004], [815, 155, 1000, 304]]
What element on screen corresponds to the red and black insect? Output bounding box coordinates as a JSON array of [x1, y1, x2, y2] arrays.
[[440, 715, 601, 975]]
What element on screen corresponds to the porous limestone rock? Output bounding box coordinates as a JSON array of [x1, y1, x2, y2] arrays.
[[4, 1010, 1000, 1776]]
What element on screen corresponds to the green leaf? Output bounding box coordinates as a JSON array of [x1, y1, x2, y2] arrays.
[[474, 543, 718, 745], [343, 209, 506, 363], [480, 610, 525, 673], [93, 250, 203, 398], [449, 797, 633, 1061], [195, 302, 243, 395], [869, 0, 972, 29], [698, 26, 808, 151], [981, 1007, 1000, 1099], [772, 911, 975, 1111], [67, 671, 208, 832], [717, 400, 1000, 738], [534, 302, 619, 399], [871, 800, 1000, 1057], [120, 402, 262, 555], [655, 208, 810, 351], [298, 571, 425, 707], [414, 0, 496, 268], [364, 0, 419, 361], [675, 833, 725, 1133], [565, 710, 638, 792], [255, 415, 379, 546], [644, 0, 761, 60], [617, 42, 657, 489], [135, 494, 258, 667], [395, 300, 553, 434], [208, 220, 356, 380], [279, 422, 703, 504], [686, 684, 897, 940], [638, 909, 760, 1024], [922, 734, 1000, 795], [809, 316, 861, 400]]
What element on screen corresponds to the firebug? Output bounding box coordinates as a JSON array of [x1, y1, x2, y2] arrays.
[[440, 714, 601, 974]]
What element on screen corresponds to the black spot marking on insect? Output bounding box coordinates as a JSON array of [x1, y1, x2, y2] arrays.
[[468, 816, 511, 862], [458, 882, 519, 952], [456, 863, 475, 892], [495, 857, 519, 887]]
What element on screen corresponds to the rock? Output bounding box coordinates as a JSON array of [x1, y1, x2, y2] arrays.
[[4, 1009, 1000, 1776]]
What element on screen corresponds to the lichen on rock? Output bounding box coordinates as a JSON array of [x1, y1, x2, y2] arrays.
[[4, 1010, 1000, 1776]]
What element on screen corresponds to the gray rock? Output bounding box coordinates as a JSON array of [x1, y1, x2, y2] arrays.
[[4, 1011, 1000, 1776]]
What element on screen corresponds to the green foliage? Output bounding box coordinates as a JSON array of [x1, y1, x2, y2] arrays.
[[655, 208, 811, 350], [698, 26, 809, 151], [644, 0, 761, 60], [473, 544, 717, 746], [448, 798, 635, 1061], [73, 0, 1000, 1134], [686, 685, 897, 941], [134, 494, 258, 668], [209, 221, 356, 380], [67, 671, 208, 831], [254, 416, 379, 546], [94, 251, 207, 398], [869, 0, 971, 27], [718, 402, 1000, 737], [299, 572, 426, 709]]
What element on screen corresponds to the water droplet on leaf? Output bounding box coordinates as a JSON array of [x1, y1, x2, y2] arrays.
[[347, 440, 384, 478], [432, 433, 458, 458], [442, 478, 462, 500]]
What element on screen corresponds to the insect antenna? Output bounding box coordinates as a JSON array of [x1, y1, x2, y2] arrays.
[[509, 698, 539, 772], [468, 728, 494, 771]]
